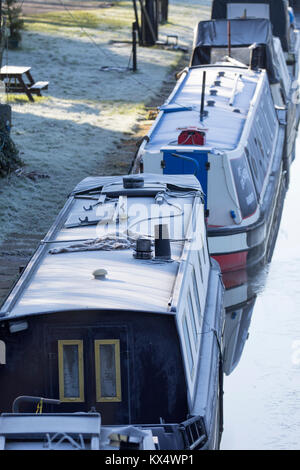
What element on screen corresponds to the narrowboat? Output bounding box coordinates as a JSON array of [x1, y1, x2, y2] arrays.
[[134, 62, 288, 285], [0, 173, 225, 450], [193, 14, 300, 179]]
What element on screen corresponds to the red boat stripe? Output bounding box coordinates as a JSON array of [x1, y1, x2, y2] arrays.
[[212, 251, 248, 273]]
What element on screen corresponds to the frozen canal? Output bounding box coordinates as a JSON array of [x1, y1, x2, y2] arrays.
[[221, 136, 300, 450]]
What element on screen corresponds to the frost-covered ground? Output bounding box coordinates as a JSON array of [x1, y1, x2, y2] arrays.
[[0, 0, 210, 243]]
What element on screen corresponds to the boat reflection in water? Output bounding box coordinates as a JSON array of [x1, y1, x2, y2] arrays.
[[222, 266, 269, 376]]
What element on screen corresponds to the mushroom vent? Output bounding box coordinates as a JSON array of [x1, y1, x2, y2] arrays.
[[134, 238, 152, 260]]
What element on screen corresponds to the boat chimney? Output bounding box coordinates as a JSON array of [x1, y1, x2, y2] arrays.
[[134, 238, 152, 260], [154, 224, 171, 260]]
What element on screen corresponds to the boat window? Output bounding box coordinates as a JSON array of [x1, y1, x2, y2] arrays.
[[227, 3, 270, 20], [182, 313, 194, 376], [250, 156, 258, 179], [192, 268, 202, 327], [58, 340, 84, 402], [230, 155, 257, 218], [0, 340, 5, 365], [210, 47, 250, 66], [247, 138, 265, 194], [95, 340, 121, 402], [201, 234, 207, 264], [187, 290, 198, 346], [197, 250, 204, 283]]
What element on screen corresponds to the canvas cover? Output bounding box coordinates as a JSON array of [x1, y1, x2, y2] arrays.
[[211, 0, 291, 51], [191, 18, 279, 83]]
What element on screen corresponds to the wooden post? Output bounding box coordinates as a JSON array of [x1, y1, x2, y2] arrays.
[[160, 0, 168, 23], [140, 0, 158, 46]]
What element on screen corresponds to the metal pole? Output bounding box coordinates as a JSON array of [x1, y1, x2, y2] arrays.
[[132, 22, 137, 71], [132, 0, 142, 45], [227, 20, 231, 57], [200, 71, 206, 121]]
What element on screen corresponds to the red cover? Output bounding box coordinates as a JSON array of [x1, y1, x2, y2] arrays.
[[178, 128, 206, 146]]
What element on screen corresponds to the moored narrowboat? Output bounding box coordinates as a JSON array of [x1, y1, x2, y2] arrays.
[[191, 16, 300, 182], [134, 63, 288, 286], [0, 174, 225, 450]]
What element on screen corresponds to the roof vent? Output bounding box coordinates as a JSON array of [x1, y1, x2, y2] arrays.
[[207, 100, 215, 107], [123, 176, 144, 189], [133, 238, 152, 260], [154, 224, 171, 260], [210, 89, 218, 96], [93, 268, 108, 279], [214, 80, 221, 87]]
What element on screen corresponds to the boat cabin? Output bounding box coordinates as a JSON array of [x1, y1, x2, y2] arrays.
[[0, 174, 224, 450]]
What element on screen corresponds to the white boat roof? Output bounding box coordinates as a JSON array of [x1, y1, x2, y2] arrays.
[[1, 174, 204, 319], [145, 65, 263, 153]]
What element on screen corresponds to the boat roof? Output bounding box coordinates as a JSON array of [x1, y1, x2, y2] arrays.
[[0, 174, 204, 320], [191, 19, 279, 83], [211, 0, 290, 52], [145, 65, 263, 153]]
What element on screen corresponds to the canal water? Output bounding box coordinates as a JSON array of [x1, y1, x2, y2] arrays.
[[221, 136, 300, 450]]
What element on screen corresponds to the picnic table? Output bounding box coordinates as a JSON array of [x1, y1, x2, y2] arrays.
[[0, 66, 49, 102]]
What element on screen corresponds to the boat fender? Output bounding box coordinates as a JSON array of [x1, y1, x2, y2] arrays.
[[230, 210, 241, 225]]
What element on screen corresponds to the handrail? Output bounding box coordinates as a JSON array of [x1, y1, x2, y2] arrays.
[[12, 396, 61, 413]]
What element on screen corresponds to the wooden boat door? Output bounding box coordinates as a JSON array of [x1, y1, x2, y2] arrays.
[[46, 324, 130, 424]]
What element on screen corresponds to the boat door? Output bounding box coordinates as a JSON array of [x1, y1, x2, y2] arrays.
[[46, 324, 130, 424], [162, 150, 208, 208]]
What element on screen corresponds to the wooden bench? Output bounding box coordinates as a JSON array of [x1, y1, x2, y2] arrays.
[[29, 81, 49, 96]]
